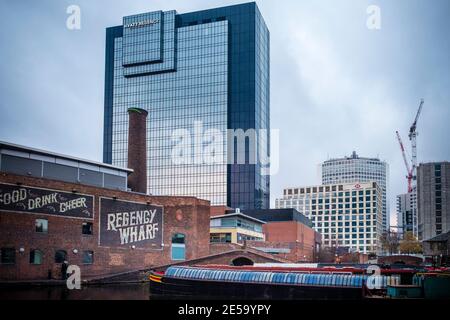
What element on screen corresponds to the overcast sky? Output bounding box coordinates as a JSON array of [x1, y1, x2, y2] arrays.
[[1, 0, 449, 226]]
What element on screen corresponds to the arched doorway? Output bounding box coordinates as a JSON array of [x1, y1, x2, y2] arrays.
[[231, 257, 254, 266]]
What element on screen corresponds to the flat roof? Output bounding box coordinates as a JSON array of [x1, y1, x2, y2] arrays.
[[323, 151, 383, 163], [237, 208, 313, 228], [282, 181, 379, 192], [211, 212, 266, 225], [0, 140, 133, 173]]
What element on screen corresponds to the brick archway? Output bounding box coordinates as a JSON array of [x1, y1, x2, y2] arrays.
[[231, 256, 254, 266]]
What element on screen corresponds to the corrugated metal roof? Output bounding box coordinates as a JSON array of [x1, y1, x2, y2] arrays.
[[0, 140, 132, 173]]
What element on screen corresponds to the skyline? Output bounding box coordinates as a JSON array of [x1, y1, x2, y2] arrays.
[[1, 0, 450, 227]]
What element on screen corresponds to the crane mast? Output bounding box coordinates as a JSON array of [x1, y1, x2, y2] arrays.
[[395, 99, 424, 238], [409, 99, 424, 186], [396, 131, 413, 193], [395, 99, 424, 193]]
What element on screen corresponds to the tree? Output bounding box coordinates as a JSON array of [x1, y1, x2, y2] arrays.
[[399, 231, 422, 254], [380, 231, 400, 255]]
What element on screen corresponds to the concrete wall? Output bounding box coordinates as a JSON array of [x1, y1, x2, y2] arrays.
[[417, 162, 450, 240]]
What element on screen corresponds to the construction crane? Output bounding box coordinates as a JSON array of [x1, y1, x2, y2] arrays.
[[396, 131, 413, 193], [409, 98, 424, 184], [395, 99, 424, 193]]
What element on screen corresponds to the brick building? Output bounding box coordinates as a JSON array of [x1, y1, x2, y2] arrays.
[[244, 209, 322, 262], [211, 207, 322, 263], [0, 141, 210, 281]]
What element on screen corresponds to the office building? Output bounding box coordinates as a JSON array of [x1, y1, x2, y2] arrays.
[[210, 209, 266, 244], [275, 182, 383, 254], [103, 3, 270, 209], [321, 151, 389, 232], [417, 162, 450, 240]]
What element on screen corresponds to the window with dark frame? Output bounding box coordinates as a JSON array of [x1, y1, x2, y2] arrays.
[[82, 222, 93, 235], [82, 251, 94, 264], [30, 249, 43, 265], [0, 248, 16, 264], [35, 219, 48, 233], [55, 250, 67, 263]]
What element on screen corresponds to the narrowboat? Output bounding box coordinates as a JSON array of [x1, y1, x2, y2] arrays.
[[149, 265, 402, 300]]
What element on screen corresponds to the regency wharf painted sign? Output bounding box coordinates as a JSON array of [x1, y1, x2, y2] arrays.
[[99, 198, 163, 248], [0, 183, 94, 219]]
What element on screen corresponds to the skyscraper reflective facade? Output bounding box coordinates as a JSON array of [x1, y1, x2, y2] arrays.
[[321, 151, 389, 232], [103, 3, 270, 209]]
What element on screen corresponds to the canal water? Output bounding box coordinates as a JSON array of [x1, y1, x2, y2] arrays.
[[0, 283, 153, 300]]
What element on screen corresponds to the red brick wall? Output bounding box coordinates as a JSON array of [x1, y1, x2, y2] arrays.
[[247, 241, 315, 263], [246, 221, 321, 263], [264, 221, 318, 246], [0, 172, 210, 281], [263, 221, 298, 242], [209, 243, 243, 254], [127, 108, 148, 194], [210, 205, 232, 217]]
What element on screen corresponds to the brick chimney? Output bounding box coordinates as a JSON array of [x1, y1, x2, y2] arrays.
[[127, 108, 148, 194]]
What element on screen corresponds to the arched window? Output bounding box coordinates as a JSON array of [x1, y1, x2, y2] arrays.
[[55, 250, 67, 263], [171, 233, 185, 261], [30, 250, 43, 265]]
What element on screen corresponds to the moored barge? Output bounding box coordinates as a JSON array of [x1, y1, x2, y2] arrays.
[[149, 265, 403, 300]]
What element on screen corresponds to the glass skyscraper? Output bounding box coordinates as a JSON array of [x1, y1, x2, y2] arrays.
[[103, 3, 270, 209]]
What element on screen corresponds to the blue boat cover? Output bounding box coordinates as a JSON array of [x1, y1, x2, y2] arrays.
[[164, 266, 379, 288]]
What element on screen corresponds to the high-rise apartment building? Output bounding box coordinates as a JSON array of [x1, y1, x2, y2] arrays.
[[321, 151, 389, 232], [103, 3, 270, 209], [417, 162, 450, 240], [396, 191, 417, 237], [275, 182, 383, 254]]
